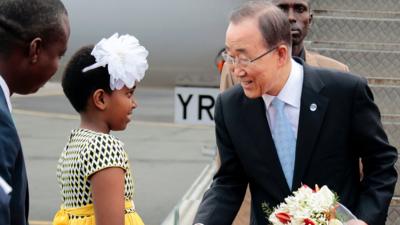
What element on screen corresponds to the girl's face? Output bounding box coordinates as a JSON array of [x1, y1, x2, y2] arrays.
[[105, 86, 137, 131]]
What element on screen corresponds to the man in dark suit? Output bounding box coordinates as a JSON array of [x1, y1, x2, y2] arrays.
[[0, 176, 11, 225], [194, 1, 397, 225], [218, 1, 350, 224], [0, 0, 70, 224], [0, 189, 9, 225]]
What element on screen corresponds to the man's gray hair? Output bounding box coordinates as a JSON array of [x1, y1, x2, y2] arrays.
[[230, 0, 291, 49]]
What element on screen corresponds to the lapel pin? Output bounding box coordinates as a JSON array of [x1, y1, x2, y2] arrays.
[[310, 103, 317, 112]]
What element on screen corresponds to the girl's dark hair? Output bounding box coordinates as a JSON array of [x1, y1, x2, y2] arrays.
[[0, 0, 67, 56], [62, 45, 112, 113]]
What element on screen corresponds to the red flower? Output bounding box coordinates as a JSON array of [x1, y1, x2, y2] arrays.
[[275, 212, 291, 224], [304, 218, 316, 225]]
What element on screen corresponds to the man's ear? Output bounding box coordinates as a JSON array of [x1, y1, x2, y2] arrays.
[[277, 45, 289, 66], [92, 89, 109, 110], [28, 37, 42, 64]]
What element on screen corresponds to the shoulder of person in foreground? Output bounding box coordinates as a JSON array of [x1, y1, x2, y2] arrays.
[[305, 50, 349, 72], [303, 60, 362, 90], [219, 84, 246, 104], [79, 133, 128, 177], [219, 63, 239, 92]]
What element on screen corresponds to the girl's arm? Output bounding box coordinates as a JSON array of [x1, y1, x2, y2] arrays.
[[91, 167, 125, 225]]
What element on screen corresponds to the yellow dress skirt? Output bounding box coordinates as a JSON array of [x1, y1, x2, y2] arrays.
[[53, 200, 144, 225]]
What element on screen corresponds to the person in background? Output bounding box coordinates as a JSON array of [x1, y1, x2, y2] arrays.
[[0, 0, 70, 224]]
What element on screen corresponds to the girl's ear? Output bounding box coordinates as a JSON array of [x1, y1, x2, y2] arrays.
[[92, 89, 109, 110]]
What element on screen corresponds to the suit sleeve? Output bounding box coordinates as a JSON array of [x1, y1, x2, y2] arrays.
[[0, 109, 16, 225], [0, 184, 10, 225], [194, 95, 248, 225], [351, 78, 398, 224]]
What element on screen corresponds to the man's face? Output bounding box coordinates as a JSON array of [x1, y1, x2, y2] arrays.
[[225, 19, 281, 98], [273, 0, 312, 46], [19, 14, 70, 94]]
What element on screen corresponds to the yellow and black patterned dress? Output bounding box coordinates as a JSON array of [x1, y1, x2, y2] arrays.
[[53, 128, 144, 225]]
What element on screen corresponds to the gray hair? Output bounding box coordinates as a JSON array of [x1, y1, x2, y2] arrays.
[[0, 0, 67, 56], [230, 0, 291, 49]]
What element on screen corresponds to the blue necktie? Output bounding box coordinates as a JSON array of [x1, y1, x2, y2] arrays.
[[271, 98, 296, 188]]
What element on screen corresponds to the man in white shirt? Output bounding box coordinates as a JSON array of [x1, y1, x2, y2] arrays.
[[0, 0, 70, 224], [217, 1, 350, 224]]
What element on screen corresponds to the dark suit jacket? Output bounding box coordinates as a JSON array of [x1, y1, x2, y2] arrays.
[[194, 58, 397, 225], [0, 87, 29, 225], [0, 183, 10, 225]]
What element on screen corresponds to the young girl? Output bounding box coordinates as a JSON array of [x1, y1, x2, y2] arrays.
[[53, 33, 148, 225]]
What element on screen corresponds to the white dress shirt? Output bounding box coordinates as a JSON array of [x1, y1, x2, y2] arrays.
[[262, 59, 304, 138], [0, 176, 12, 194], [0, 74, 12, 112]]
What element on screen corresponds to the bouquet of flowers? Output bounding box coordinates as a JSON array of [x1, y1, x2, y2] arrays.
[[267, 185, 356, 225]]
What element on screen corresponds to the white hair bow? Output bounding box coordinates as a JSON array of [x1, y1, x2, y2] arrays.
[[82, 33, 149, 90]]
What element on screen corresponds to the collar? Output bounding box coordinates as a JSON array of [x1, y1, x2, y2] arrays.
[[262, 58, 304, 109], [0, 75, 11, 112]]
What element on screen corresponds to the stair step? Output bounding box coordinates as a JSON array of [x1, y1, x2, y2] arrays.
[[308, 16, 400, 44], [371, 86, 400, 115], [313, 9, 400, 19], [368, 78, 400, 86], [306, 41, 400, 51], [387, 197, 400, 225], [383, 122, 400, 195], [312, 0, 400, 13], [382, 114, 400, 123], [308, 47, 400, 79]]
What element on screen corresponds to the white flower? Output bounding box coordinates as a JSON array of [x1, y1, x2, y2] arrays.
[[329, 219, 344, 225], [82, 33, 149, 90], [268, 185, 340, 225], [312, 186, 335, 211]]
